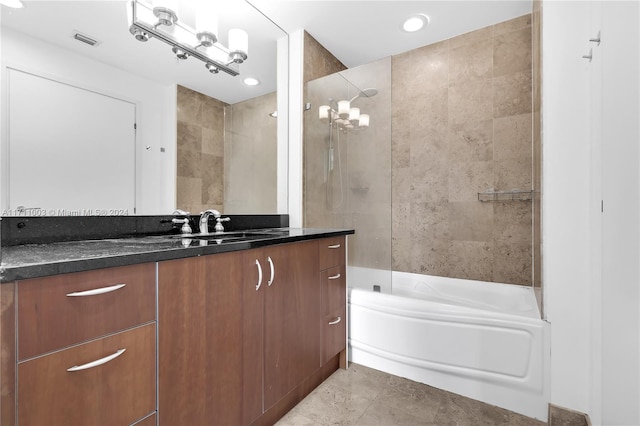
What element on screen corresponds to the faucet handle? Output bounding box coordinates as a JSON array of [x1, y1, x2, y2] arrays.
[[172, 218, 192, 234], [214, 217, 231, 233]]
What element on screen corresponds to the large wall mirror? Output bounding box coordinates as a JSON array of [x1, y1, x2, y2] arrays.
[[0, 0, 287, 216]]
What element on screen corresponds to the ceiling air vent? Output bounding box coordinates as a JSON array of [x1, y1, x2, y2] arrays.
[[72, 31, 101, 47]]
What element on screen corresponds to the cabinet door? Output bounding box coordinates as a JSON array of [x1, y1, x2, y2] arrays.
[[264, 240, 320, 409], [158, 252, 244, 426], [242, 248, 265, 425]]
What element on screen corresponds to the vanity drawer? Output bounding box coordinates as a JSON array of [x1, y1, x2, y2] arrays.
[[319, 236, 345, 270], [132, 413, 157, 426], [17, 323, 156, 426], [321, 306, 347, 364], [321, 265, 346, 317], [17, 263, 156, 360]]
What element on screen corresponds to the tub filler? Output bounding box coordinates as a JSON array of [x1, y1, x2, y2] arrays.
[[348, 269, 549, 421]]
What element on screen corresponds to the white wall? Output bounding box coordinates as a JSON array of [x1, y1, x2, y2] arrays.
[[542, 0, 593, 415], [542, 1, 640, 424], [600, 1, 640, 424], [1, 27, 176, 214], [287, 29, 304, 227]]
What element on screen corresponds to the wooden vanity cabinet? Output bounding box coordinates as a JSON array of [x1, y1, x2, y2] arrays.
[[158, 240, 321, 426], [6, 263, 157, 426], [0, 232, 348, 426]]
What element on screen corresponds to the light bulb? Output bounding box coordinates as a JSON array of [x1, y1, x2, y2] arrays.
[[229, 29, 248, 63], [196, 0, 218, 47], [338, 100, 350, 119], [349, 107, 360, 122], [359, 114, 370, 127], [153, 0, 178, 26], [319, 105, 330, 121]]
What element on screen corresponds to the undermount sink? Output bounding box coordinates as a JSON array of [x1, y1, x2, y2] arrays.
[[172, 230, 289, 243]]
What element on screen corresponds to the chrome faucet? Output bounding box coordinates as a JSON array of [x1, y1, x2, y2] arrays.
[[199, 209, 231, 234], [199, 209, 220, 234]]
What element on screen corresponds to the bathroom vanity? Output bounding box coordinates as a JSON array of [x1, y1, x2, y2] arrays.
[[0, 216, 352, 426]]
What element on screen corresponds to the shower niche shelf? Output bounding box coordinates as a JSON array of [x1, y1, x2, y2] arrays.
[[478, 190, 535, 202]]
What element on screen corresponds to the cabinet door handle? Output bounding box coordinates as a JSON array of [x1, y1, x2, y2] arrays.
[[267, 256, 275, 286], [67, 348, 126, 372], [328, 273, 341, 280], [327, 244, 341, 249], [66, 283, 126, 297], [328, 317, 342, 325], [255, 259, 263, 291]]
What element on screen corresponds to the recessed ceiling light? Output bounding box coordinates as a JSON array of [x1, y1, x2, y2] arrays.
[[402, 14, 429, 32], [243, 77, 260, 86], [0, 0, 24, 8]]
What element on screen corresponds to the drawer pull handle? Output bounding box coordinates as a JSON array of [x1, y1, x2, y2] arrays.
[[327, 244, 341, 249], [328, 273, 341, 280], [67, 348, 126, 372], [66, 283, 126, 297], [255, 259, 263, 291], [328, 317, 342, 325], [267, 256, 275, 286]]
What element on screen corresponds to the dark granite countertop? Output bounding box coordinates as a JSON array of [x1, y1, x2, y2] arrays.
[[0, 228, 354, 283]]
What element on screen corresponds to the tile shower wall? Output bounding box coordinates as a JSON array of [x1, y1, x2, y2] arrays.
[[391, 15, 534, 285], [303, 32, 347, 83], [176, 85, 226, 214], [304, 59, 392, 273]]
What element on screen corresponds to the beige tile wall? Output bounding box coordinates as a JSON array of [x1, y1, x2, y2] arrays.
[[392, 14, 534, 285], [224, 92, 278, 213], [303, 32, 347, 84], [176, 85, 226, 215], [303, 16, 536, 286], [176, 85, 278, 215]]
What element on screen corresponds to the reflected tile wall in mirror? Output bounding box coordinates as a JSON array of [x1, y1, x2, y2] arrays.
[[176, 85, 226, 215]]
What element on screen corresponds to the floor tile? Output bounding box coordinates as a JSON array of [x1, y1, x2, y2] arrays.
[[275, 363, 546, 426]]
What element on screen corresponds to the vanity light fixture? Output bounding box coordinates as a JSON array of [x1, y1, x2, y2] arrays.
[[0, 0, 24, 8], [126, 0, 249, 77], [402, 14, 430, 32]]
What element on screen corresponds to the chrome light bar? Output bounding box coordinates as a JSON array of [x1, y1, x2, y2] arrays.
[[127, 0, 247, 77]]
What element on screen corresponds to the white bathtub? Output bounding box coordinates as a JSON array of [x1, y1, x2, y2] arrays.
[[348, 268, 549, 421]]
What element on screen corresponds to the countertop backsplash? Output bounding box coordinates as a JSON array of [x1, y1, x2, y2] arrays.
[[0, 214, 290, 247]]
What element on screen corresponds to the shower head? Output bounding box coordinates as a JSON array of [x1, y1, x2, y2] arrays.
[[360, 88, 379, 97], [350, 88, 378, 102]]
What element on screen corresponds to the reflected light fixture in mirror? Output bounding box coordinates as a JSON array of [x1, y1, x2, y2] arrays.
[[243, 77, 260, 86], [319, 102, 370, 130], [0, 0, 24, 8], [127, 0, 249, 76], [402, 14, 430, 32]]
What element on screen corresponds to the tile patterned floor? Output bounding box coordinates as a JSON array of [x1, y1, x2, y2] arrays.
[[276, 363, 546, 426]]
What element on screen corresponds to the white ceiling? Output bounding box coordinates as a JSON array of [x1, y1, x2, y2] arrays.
[[1, 1, 532, 104], [248, 0, 533, 69]]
